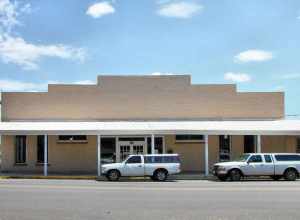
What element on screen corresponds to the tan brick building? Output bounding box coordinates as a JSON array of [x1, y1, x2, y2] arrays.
[[0, 75, 299, 175]]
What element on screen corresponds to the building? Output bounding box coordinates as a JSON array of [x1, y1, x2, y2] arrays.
[[0, 75, 299, 176]]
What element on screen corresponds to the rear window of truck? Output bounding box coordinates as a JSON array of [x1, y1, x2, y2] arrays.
[[275, 155, 300, 161], [144, 156, 180, 164]]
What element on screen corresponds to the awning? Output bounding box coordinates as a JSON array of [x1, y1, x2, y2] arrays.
[[0, 120, 300, 135]]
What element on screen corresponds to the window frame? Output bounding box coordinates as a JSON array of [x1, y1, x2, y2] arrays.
[[15, 135, 27, 164], [264, 154, 272, 163], [274, 154, 300, 162], [247, 155, 263, 163], [125, 155, 142, 164], [175, 134, 204, 143], [57, 135, 88, 143]]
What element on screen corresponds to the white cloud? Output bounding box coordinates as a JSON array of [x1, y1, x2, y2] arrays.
[[297, 15, 300, 20], [0, 79, 95, 92], [0, 0, 31, 33], [0, 0, 19, 32], [74, 80, 95, 84], [224, 72, 251, 83], [0, 0, 86, 70], [274, 85, 285, 91], [0, 36, 86, 70], [86, 1, 115, 18], [279, 73, 300, 80], [157, 1, 203, 18], [0, 79, 46, 91], [151, 72, 175, 75], [234, 50, 273, 63]]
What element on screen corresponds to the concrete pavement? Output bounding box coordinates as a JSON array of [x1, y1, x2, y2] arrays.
[[0, 179, 300, 220]]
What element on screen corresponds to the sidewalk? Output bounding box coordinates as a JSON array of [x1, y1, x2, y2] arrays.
[[0, 172, 215, 181]]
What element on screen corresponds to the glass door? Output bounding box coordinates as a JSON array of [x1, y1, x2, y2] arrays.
[[117, 138, 146, 162]]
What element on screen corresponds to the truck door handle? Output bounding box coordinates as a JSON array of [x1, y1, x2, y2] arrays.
[[138, 165, 142, 167]]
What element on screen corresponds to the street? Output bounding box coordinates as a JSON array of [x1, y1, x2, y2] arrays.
[[0, 179, 300, 220]]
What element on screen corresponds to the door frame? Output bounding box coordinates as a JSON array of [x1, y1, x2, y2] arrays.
[[117, 140, 146, 162], [113, 135, 165, 162]]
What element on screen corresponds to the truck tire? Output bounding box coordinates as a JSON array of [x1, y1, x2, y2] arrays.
[[284, 169, 298, 181], [271, 175, 282, 181], [154, 169, 168, 181], [106, 169, 121, 181], [229, 169, 242, 181], [217, 175, 228, 181]]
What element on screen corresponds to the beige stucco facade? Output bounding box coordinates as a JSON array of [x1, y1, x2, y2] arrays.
[[0, 75, 298, 174], [1, 75, 284, 121], [1, 134, 298, 173]]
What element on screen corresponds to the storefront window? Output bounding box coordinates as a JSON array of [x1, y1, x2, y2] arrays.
[[15, 136, 26, 164], [101, 137, 116, 164], [219, 135, 231, 161]]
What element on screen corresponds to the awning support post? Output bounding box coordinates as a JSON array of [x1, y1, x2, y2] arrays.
[[204, 134, 209, 176], [256, 135, 261, 153], [97, 135, 101, 176], [151, 134, 155, 154], [44, 135, 48, 176]]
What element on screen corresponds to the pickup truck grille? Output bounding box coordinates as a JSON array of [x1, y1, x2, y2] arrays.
[[213, 165, 219, 173]]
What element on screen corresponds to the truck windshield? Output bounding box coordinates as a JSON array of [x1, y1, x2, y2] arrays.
[[235, 154, 250, 162]]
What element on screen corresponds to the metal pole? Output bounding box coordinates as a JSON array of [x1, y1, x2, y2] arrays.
[[151, 134, 155, 154], [256, 135, 261, 153], [204, 135, 209, 176], [44, 135, 48, 176]]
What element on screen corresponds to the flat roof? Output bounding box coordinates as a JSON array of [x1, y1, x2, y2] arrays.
[[0, 120, 299, 135]]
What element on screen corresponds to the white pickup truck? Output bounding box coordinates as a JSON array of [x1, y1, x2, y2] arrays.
[[213, 153, 300, 181], [101, 154, 181, 181]]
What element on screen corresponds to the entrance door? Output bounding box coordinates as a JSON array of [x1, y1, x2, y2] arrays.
[[119, 144, 131, 162], [117, 138, 147, 162]]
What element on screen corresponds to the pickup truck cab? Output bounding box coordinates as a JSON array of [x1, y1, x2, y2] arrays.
[[101, 154, 181, 181], [213, 153, 300, 181]]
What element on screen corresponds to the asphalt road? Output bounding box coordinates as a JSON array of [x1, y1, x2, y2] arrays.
[[1, 179, 300, 220]]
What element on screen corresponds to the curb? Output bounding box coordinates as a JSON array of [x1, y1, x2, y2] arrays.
[[0, 175, 215, 181]]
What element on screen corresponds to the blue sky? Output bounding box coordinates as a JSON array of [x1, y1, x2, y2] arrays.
[[0, 0, 299, 116]]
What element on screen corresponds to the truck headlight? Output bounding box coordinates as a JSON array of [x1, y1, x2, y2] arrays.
[[218, 166, 226, 171]]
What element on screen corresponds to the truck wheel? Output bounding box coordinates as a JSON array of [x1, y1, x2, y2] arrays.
[[229, 169, 242, 181], [217, 175, 228, 181], [284, 169, 298, 181], [154, 169, 168, 181], [271, 175, 282, 181], [106, 170, 120, 181]]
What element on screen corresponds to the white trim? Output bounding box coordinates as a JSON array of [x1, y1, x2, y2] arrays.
[[256, 135, 262, 153], [151, 134, 155, 154], [204, 135, 209, 176], [0, 120, 299, 135]]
